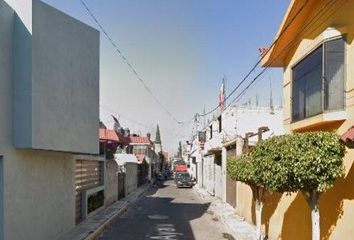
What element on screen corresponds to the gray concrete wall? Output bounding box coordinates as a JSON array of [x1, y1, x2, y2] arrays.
[[105, 160, 118, 206], [4, 150, 75, 240], [0, 1, 96, 239], [12, 0, 100, 154], [125, 163, 138, 196]]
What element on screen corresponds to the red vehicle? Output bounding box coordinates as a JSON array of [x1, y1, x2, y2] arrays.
[[175, 165, 188, 172]]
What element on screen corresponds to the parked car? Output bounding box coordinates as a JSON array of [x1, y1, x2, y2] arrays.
[[175, 172, 193, 188], [162, 169, 173, 180]]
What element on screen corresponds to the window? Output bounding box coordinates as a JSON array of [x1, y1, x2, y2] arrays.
[[218, 116, 222, 133], [209, 125, 213, 139], [198, 131, 206, 142], [292, 37, 345, 122]]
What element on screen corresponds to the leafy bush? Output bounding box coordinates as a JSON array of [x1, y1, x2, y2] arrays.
[[227, 131, 345, 240]]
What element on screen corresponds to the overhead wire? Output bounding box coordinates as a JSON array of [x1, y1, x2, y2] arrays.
[[229, 0, 346, 106], [100, 105, 155, 131], [79, 0, 185, 125], [198, 0, 310, 117]]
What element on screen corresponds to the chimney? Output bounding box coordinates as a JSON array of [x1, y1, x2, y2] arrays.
[[147, 133, 151, 140]]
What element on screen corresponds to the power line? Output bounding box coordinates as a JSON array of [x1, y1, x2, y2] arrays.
[[230, 0, 346, 106], [200, 0, 342, 128], [199, 0, 310, 117], [79, 0, 184, 125], [100, 105, 155, 131]]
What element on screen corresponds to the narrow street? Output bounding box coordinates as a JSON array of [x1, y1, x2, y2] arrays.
[[98, 181, 231, 240]]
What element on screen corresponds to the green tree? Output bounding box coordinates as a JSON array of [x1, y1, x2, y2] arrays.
[[277, 132, 344, 240], [228, 132, 345, 240], [227, 153, 266, 240]]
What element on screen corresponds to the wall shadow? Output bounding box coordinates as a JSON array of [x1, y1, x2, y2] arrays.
[[250, 191, 282, 239], [281, 159, 354, 240], [281, 193, 312, 240], [320, 159, 354, 239]]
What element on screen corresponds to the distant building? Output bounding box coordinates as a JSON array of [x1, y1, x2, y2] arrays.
[[195, 106, 283, 202], [260, 0, 354, 238]]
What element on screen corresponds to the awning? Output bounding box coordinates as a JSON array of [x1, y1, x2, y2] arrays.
[[341, 126, 354, 147]]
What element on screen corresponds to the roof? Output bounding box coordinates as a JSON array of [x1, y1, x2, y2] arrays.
[[99, 128, 132, 145], [341, 126, 354, 144], [261, 0, 316, 67], [129, 136, 151, 145], [99, 129, 119, 142]]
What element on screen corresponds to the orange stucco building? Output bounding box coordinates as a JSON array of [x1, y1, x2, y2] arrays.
[[236, 0, 354, 239]]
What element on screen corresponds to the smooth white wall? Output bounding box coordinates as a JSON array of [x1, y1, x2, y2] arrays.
[[12, 0, 100, 154], [4, 0, 32, 32], [0, 1, 97, 239]]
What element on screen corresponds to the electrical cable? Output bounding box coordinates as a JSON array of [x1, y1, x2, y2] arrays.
[[79, 0, 185, 125], [199, 0, 310, 117]]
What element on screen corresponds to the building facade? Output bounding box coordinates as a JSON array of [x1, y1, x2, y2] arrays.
[[194, 106, 284, 203], [0, 1, 99, 239], [261, 0, 354, 239]]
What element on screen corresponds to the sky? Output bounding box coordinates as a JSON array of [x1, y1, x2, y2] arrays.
[[42, 0, 290, 154]]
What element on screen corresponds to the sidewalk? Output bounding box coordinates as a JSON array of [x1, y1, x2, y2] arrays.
[[195, 187, 257, 240], [58, 184, 150, 240]]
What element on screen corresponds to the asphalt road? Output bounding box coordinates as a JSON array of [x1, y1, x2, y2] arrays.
[[98, 180, 230, 240]]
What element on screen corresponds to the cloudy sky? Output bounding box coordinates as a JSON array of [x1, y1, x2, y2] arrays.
[[42, 0, 289, 154]]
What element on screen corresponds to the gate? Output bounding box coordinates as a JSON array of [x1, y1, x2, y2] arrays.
[[118, 172, 125, 200], [226, 145, 237, 208], [226, 175, 237, 208], [75, 159, 103, 224]]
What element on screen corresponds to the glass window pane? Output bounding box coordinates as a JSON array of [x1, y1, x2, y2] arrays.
[[324, 37, 345, 110], [292, 46, 322, 121], [292, 76, 305, 121], [305, 62, 322, 117]]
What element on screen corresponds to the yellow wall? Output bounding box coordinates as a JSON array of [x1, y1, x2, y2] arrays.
[[236, 1, 354, 239]]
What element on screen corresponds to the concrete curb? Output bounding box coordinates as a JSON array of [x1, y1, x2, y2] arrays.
[[194, 187, 257, 240], [84, 203, 129, 240], [58, 184, 151, 240], [85, 185, 150, 240]]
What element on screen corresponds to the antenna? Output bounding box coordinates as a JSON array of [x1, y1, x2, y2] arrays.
[[203, 106, 206, 129], [270, 74, 274, 114]]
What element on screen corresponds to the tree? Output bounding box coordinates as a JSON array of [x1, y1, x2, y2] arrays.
[[228, 132, 345, 240], [252, 132, 345, 240], [278, 132, 344, 240], [227, 154, 266, 240]]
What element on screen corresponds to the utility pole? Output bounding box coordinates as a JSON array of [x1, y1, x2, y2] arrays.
[[270, 75, 274, 114]]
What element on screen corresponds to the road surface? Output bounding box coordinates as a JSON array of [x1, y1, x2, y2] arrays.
[[98, 180, 232, 240]]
